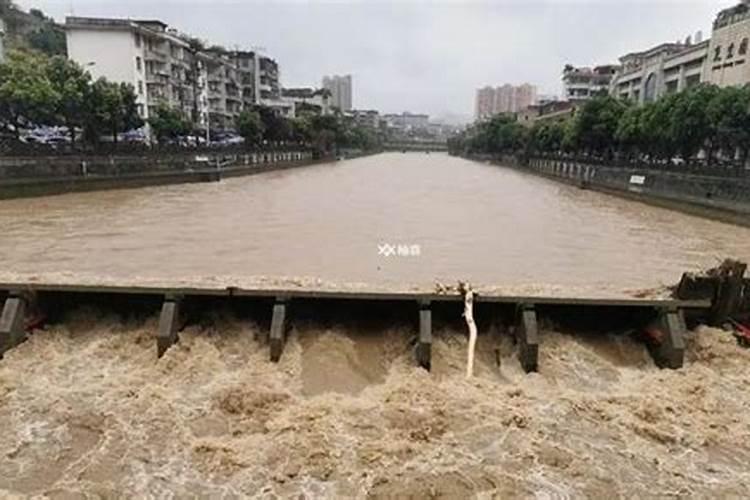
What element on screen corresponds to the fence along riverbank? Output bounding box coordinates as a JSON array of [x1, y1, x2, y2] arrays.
[[478, 153, 750, 227], [0, 150, 350, 199]]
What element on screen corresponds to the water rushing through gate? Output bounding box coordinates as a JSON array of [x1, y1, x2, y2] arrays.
[[0, 152, 748, 296]]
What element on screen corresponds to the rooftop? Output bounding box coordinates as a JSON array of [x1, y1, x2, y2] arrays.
[[714, 1, 750, 30]]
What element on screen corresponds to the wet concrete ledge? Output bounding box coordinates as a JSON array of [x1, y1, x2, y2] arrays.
[[0, 150, 374, 200], [476, 155, 750, 228], [0, 281, 715, 372]]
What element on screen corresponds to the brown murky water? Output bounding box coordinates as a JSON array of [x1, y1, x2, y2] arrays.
[[1, 152, 749, 296], [1, 315, 749, 498], [1, 153, 750, 497]]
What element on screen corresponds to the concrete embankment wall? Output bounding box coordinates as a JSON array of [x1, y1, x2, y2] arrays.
[[502, 156, 750, 227], [0, 151, 320, 200]]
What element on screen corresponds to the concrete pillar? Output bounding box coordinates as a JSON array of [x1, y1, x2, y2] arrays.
[[646, 307, 686, 369], [416, 300, 432, 370], [156, 296, 181, 358], [710, 261, 747, 326], [677, 65, 687, 92], [270, 298, 288, 362], [515, 304, 538, 373], [0, 294, 27, 358]]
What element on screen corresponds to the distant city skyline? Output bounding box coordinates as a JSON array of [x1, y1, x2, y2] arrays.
[[14, 0, 737, 121]]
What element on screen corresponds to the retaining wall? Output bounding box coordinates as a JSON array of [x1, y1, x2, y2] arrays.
[[519, 157, 750, 227], [0, 151, 317, 200]]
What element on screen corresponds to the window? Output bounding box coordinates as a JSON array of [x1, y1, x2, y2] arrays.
[[714, 45, 722, 61], [644, 73, 657, 102], [138, 81, 143, 95], [728, 43, 735, 58], [137, 104, 144, 116], [134, 34, 141, 48], [136, 57, 142, 71], [740, 38, 748, 55]]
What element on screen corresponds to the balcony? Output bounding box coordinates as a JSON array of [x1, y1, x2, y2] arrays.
[[145, 72, 170, 85], [144, 48, 168, 62]]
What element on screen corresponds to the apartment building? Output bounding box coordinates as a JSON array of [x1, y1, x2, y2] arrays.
[[280, 87, 331, 117], [475, 86, 495, 121], [473, 83, 538, 121], [64, 16, 282, 132], [321, 74, 353, 111], [347, 109, 381, 129], [562, 65, 619, 101]]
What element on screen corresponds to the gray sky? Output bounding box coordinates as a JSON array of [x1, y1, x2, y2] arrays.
[[17, 0, 736, 121]]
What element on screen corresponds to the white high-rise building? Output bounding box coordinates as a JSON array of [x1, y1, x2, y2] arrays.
[[322, 74, 353, 111]]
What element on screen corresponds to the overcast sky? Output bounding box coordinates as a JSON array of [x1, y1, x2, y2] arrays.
[[16, 0, 737, 121]]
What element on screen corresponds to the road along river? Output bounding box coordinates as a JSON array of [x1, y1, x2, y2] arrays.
[[0, 152, 749, 296], [1, 152, 749, 497]]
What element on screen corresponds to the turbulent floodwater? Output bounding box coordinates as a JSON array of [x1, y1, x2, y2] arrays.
[[2, 153, 750, 497], [1, 313, 749, 498], [1, 152, 749, 296]]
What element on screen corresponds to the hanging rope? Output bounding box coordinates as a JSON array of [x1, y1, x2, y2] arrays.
[[461, 283, 477, 378]]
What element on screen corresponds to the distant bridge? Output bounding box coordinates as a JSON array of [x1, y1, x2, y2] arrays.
[[383, 141, 448, 152]]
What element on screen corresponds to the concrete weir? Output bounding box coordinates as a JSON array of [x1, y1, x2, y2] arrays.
[[0, 280, 729, 373]]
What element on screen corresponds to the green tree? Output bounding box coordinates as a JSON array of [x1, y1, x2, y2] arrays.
[[525, 121, 566, 156], [148, 104, 190, 143], [707, 85, 750, 165], [567, 95, 628, 157], [615, 105, 645, 159], [667, 84, 718, 161], [46, 56, 91, 145], [307, 114, 342, 155], [86, 79, 143, 145], [0, 50, 58, 138], [236, 109, 265, 147], [255, 105, 291, 144], [28, 24, 67, 56]]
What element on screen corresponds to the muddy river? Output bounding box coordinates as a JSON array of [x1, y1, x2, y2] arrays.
[[1, 153, 749, 497], [1, 152, 749, 296]]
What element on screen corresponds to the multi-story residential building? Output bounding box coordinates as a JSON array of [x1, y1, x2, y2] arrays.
[[280, 87, 331, 116], [65, 16, 285, 134], [65, 17, 202, 123], [473, 83, 538, 121], [258, 56, 281, 102], [493, 84, 515, 113], [347, 109, 381, 129], [562, 65, 619, 101], [231, 50, 257, 110], [514, 83, 537, 111], [516, 100, 578, 127], [322, 74, 353, 111], [475, 86, 495, 120]]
